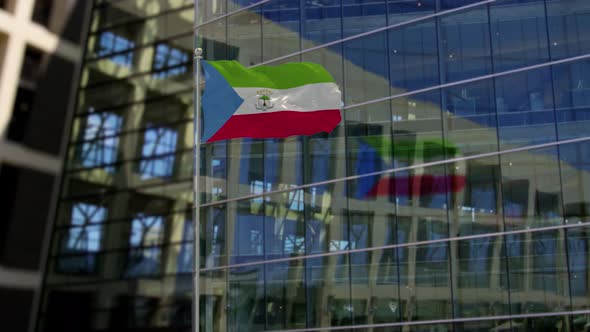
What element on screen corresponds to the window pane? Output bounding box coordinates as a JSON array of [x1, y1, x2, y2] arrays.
[[262, 0, 300, 62], [454, 234, 510, 322], [265, 261, 306, 330], [501, 147, 563, 230], [547, 0, 590, 60], [152, 44, 190, 79], [125, 214, 164, 277], [76, 112, 122, 171], [443, 78, 498, 156], [439, 5, 492, 82], [228, 7, 262, 66], [57, 203, 106, 274], [343, 0, 387, 38], [302, 0, 343, 45], [496, 68, 556, 149], [451, 155, 503, 237], [389, 19, 439, 93], [490, 0, 549, 72], [139, 126, 179, 179], [95, 31, 135, 67], [553, 59, 590, 140], [505, 230, 570, 315], [560, 140, 590, 224], [346, 100, 392, 201], [388, 0, 435, 25], [344, 31, 389, 106], [566, 227, 590, 309], [402, 241, 452, 322]]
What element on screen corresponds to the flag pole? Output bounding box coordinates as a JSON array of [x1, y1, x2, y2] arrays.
[[193, 47, 203, 332]]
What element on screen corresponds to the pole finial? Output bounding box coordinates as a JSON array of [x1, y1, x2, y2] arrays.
[[194, 48, 203, 59]]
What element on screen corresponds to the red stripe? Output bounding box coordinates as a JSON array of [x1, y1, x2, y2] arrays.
[[206, 110, 341, 142], [366, 174, 467, 197]]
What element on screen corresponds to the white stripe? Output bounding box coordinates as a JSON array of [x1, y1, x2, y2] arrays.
[[233, 82, 342, 115]]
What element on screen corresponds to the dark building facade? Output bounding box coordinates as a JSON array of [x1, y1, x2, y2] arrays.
[[38, 0, 590, 331], [0, 1, 91, 331]]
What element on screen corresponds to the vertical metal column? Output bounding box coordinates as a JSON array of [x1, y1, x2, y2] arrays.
[[193, 47, 203, 332]]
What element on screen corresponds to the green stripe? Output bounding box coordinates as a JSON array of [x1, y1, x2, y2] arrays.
[[364, 136, 459, 161], [207, 60, 336, 89]]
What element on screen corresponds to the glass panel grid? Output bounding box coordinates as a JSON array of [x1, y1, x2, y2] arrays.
[[39, 0, 590, 331]]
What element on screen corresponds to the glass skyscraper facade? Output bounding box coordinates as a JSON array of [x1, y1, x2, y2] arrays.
[[37, 0, 590, 331]]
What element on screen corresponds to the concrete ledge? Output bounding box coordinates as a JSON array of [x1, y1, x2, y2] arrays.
[[0, 141, 62, 174], [0, 265, 40, 290]]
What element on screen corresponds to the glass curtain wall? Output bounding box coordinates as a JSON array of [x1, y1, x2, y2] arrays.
[[38, 0, 590, 332], [196, 0, 590, 331]]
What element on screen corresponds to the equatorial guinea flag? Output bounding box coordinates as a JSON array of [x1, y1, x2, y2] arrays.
[[354, 137, 466, 198], [200, 60, 342, 143]]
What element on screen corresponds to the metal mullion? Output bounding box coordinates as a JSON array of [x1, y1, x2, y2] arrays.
[[260, 309, 590, 332], [252, 0, 499, 67], [543, 0, 575, 319], [341, 52, 590, 112], [486, 0, 515, 325], [202, 221, 590, 275]]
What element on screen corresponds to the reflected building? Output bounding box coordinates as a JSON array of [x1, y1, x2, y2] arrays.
[[37, 0, 590, 332]]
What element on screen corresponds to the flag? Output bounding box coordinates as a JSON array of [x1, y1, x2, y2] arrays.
[[354, 136, 466, 198], [200, 60, 342, 142]]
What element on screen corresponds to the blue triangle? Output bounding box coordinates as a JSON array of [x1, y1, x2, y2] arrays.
[[201, 61, 244, 142]]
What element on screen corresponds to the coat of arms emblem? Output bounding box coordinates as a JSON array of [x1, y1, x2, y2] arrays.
[[255, 89, 274, 111]]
